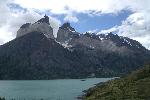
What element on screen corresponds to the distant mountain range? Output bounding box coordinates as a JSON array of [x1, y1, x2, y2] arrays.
[[0, 15, 150, 79]]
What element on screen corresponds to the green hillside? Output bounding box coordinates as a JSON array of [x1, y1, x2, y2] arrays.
[[83, 64, 150, 100]]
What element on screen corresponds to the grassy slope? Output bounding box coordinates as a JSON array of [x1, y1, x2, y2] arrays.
[[83, 64, 150, 100]]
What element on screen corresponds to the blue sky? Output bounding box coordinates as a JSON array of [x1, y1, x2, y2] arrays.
[[70, 10, 132, 33], [0, 0, 150, 49], [47, 9, 132, 33], [6, 2, 132, 34]]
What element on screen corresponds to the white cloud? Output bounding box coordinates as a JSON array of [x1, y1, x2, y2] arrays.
[[48, 16, 61, 38], [0, 0, 60, 44], [98, 11, 150, 49], [63, 7, 79, 23], [98, 26, 118, 34], [13, 0, 141, 23], [0, 0, 11, 27], [87, 29, 98, 33], [0, 8, 41, 44], [64, 14, 78, 23], [12, 0, 128, 14], [13, 0, 149, 15], [1, 0, 150, 49], [0, 26, 14, 45], [0, 0, 14, 44], [117, 12, 150, 49]]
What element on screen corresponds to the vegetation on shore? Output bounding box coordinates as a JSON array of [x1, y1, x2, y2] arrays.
[[83, 63, 150, 100], [0, 97, 5, 100], [0, 98, 45, 100]]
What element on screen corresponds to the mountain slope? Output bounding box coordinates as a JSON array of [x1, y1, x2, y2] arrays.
[[0, 31, 87, 79], [57, 23, 150, 76], [83, 63, 150, 100], [0, 16, 150, 79]]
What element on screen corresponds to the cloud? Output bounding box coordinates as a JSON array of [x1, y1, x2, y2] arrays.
[[0, 0, 14, 44], [98, 11, 150, 49], [117, 12, 150, 49], [48, 16, 61, 38], [12, 0, 138, 23], [0, 26, 14, 45], [12, 0, 128, 14], [13, 0, 149, 15], [0, 7, 41, 44], [0, 0, 11, 27], [1, 0, 150, 49], [87, 29, 98, 33], [98, 26, 118, 34], [61, 6, 79, 23], [0, 0, 61, 44], [64, 14, 78, 23]]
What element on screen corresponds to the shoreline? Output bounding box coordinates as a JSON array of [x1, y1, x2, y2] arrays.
[[0, 78, 113, 100], [79, 77, 118, 100]]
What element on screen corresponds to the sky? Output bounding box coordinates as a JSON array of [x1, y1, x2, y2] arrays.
[[0, 0, 150, 49]]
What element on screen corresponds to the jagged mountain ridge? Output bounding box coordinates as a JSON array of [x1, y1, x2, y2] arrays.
[[57, 23, 146, 54], [0, 32, 88, 79], [57, 20, 150, 75], [0, 15, 150, 79], [56, 22, 79, 44]]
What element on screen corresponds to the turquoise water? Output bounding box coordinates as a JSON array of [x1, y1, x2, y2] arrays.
[[0, 78, 112, 100]]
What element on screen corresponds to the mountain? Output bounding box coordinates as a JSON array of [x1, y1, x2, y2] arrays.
[[56, 22, 79, 43], [83, 63, 150, 100], [57, 23, 150, 76], [57, 23, 146, 53], [0, 31, 88, 79], [16, 15, 54, 39], [0, 15, 150, 79]]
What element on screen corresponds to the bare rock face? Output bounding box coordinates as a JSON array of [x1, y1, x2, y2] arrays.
[[0, 32, 86, 79], [16, 15, 54, 39], [57, 23, 147, 55], [56, 22, 79, 43]]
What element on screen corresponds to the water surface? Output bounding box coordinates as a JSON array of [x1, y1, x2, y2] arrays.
[[0, 78, 112, 100]]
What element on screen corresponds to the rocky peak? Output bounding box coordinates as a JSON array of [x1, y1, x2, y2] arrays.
[[20, 23, 31, 28], [16, 15, 54, 39], [56, 22, 78, 43], [37, 14, 50, 25], [106, 32, 115, 37], [60, 22, 75, 32], [97, 32, 146, 50]]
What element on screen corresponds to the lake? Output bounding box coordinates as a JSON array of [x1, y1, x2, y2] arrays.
[[0, 78, 112, 100]]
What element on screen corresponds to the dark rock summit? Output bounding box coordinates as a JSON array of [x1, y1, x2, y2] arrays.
[[20, 23, 31, 28], [37, 14, 50, 25], [0, 32, 86, 79], [60, 22, 75, 32], [56, 22, 79, 43]]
